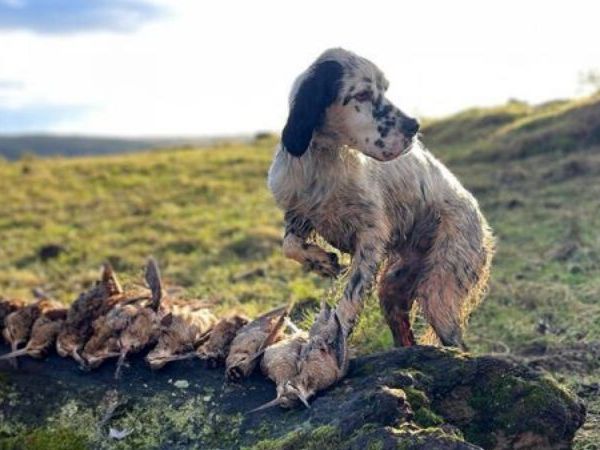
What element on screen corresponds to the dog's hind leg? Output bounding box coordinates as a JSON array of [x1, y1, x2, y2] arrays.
[[414, 213, 493, 350], [378, 253, 421, 347]]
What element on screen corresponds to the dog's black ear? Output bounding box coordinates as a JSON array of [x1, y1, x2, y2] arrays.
[[282, 60, 344, 157]]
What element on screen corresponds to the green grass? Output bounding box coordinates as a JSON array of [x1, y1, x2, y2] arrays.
[[0, 139, 325, 319], [1, 95, 600, 446]]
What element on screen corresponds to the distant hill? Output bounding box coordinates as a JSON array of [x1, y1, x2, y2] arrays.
[[0, 134, 257, 159]]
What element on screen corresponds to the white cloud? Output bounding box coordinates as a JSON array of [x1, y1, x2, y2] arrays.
[[1, 0, 599, 135]]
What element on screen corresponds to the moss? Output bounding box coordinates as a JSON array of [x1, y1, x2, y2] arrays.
[[0, 427, 89, 450], [366, 441, 384, 450], [248, 425, 342, 450], [354, 361, 376, 376], [1, 392, 246, 450], [465, 371, 581, 447], [403, 386, 444, 428], [403, 387, 428, 410], [0, 421, 26, 443], [388, 424, 470, 450], [412, 408, 444, 428], [96, 395, 243, 449]]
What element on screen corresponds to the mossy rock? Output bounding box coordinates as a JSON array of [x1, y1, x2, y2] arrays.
[[0, 345, 585, 449]]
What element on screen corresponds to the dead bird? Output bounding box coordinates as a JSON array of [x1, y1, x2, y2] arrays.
[[250, 330, 309, 412], [82, 295, 155, 374], [270, 302, 348, 408], [114, 301, 162, 379], [225, 305, 290, 381], [196, 314, 249, 368], [145, 305, 217, 370], [2, 298, 65, 367], [80, 309, 127, 370], [0, 297, 25, 340], [0, 307, 67, 361], [82, 258, 165, 378], [57, 263, 137, 365]]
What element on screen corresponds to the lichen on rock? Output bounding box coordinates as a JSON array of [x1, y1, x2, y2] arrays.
[[0, 345, 585, 449]]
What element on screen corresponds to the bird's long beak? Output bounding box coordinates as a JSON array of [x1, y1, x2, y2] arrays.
[[71, 349, 86, 367], [0, 348, 29, 360], [248, 396, 284, 413], [80, 351, 120, 371], [296, 392, 311, 409], [114, 351, 128, 379], [284, 382, 311, 409], [7, 342, 22, 368], [147, 352, 196, 369], [166, 352, 197, 362], [249, 387, 311, 413]]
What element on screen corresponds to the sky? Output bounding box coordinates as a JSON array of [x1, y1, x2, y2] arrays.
[[0, 0, 599, 136]]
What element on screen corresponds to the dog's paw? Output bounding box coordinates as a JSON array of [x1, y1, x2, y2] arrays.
[[304, 252, 346, 278]]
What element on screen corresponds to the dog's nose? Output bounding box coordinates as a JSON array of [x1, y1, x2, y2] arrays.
[[401, 118, 420, 138]]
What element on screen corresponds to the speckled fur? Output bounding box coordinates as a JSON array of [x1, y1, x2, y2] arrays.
[[269, 48, 494, 348]]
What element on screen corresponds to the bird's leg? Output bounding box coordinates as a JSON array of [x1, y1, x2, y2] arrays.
[[9, 342, 20, 368]]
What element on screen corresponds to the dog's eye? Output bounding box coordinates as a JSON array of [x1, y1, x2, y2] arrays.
[[354, 90, 372, 102]]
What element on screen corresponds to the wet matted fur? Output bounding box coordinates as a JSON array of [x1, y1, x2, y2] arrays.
[[268, 48, 494, 349]]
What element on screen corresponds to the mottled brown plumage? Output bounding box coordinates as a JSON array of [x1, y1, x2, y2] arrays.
[[0, 298, 25, 340], [56, 264, 142, 365], [81, 258, 164, 377], [273, 303, 347, 408], [146, 306, 216, 370], [196, 314, 249, 367], [2, 299, 65, 367], [0, 308, 67, 361], [81, 302, 135, 369], [225, 306, 289, 381], [115, 303, 162, 378], [250, 331, 308, 411]]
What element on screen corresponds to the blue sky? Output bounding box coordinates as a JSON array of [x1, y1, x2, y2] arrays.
[[0, 0, 164, 34], [0, 103, 89, 133], [0, 0, 599, 136]]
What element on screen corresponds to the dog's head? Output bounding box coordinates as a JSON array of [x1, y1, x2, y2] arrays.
[[282, 48, 419, 161]]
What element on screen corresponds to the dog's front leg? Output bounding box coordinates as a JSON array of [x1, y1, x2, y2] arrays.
[[287, 229, 386, 400], [282, 212, 344, 278], [335, 230, 385, 336]]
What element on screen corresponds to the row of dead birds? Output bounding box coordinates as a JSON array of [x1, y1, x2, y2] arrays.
[[0, 258, 348, 411]]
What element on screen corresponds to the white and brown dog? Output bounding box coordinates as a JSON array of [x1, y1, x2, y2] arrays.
[[268, 48, 494, 405]]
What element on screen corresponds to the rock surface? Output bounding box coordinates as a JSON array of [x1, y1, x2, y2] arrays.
[[0, 345, 585, 449]]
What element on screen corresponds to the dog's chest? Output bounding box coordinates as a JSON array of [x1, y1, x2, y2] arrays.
[[269, 150, 376, 254], [285, 180, 363, 253], [313, 214, 356, 254]]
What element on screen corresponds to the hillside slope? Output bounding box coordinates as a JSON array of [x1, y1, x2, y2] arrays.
[[0, 134, 251, 159], [0, 95, 599, 446]]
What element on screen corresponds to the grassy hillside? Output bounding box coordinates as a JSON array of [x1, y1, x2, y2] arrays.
[[0, 134, 254, 159], [1, 95, 599, 446]]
